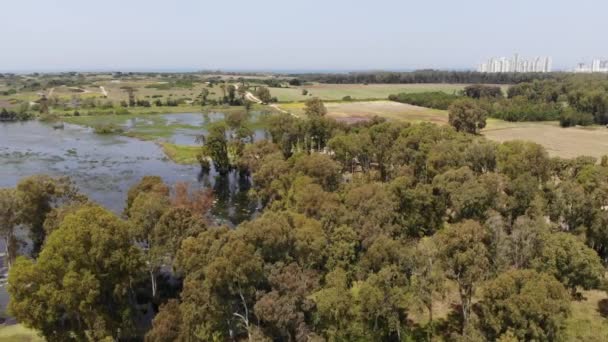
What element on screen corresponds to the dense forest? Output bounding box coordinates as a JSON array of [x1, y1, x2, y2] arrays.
[[3, 100, 608, 341]]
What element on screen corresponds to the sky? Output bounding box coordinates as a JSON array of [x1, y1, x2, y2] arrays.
[[1, 0, 607, 72]]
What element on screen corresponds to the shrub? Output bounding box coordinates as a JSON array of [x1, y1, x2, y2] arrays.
[[464, 84, 503, 99], [93, 123, 124, 134], [559, 108, 594, 127], [389, 92, 460, 110], [488, 97, 562, 122]]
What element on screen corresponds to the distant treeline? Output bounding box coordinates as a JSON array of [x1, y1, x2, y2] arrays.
[[390, 79, 608, 125], [290, 70, 565, 84]]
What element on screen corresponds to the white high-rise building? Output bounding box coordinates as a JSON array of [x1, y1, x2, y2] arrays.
[[592, 59, 601, 72], [544, 57, 552, 73], [477, 54, 552, 73], [574, 58, 608, 73]]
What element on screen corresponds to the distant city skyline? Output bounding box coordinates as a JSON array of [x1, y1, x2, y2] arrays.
[[574, 58, 608, 73], [1, 0, 607, 72], [477, 54, 552, 73]]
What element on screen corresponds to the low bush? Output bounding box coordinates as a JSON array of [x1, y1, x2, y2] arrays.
[[389, 92, 460, 110], [559, 109, 594, 127]]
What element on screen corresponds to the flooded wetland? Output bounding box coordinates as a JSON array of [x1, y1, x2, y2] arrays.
[[0, 112, 267, 224]]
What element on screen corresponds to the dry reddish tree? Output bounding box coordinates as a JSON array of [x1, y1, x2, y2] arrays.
[[171, 182, 214, 220]]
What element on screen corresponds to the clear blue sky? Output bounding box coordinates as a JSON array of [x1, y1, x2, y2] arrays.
[[1, 0, 606, 72]]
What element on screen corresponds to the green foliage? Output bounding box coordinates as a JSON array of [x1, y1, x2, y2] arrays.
[[93, 122, 125, 134], [436, 220, 490, 330], [0, 107, 34, 121], [15, 175, 84, 256], [303, 97, 327, 118], [0, 188, 19, 268], [199, 122, 231, 174], [559, 108, 594, 127], [532, 233, 604, 293], [389, 91, 460, 110], [497, 140, 550, 181], [8, 206, 143, 341], [448, 99, 487, 134], [125, 175, 169, 214], [464, 84, 503, 99], [488, 96, 562, 121], [477, 269, 570, 341], [256, 86, 272, 104]]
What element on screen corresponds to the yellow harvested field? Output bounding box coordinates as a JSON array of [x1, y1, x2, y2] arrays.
[[278, 100, 449, 124], [483, 120, 608, 159]]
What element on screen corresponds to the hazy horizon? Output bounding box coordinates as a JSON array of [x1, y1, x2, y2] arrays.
[[2, 0, 607, 72]]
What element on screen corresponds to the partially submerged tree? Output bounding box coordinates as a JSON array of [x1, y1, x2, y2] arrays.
[[0, 188, 20, 269]]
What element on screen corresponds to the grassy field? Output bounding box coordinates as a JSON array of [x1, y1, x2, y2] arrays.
[[160, 142, 200, 164], [0, 324, 43, 342], [278, 100, 449, 124], [565, 290, 608, 341], [270, 83, 467, 102], [483, 120, 608, 159]]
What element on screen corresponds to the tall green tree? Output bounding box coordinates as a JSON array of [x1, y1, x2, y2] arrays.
[[303, 97, 327, 118], [411, 237, 445, 339], [532, 232, 604, 294], [477, 269, 570, 341], [8, 206, 143, 341], [16, 175, 84, 256], [199, 88, 210, 106], [448, 99, 487, 134], [199, 122, 231, 175], [128, 191, 170, 299], [256, 86, 272, 104], [435, 220, 490, 332]]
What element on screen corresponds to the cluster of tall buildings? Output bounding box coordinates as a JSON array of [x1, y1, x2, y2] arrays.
[[477, 54, 552, 73], [574, 59, 608, 73]]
